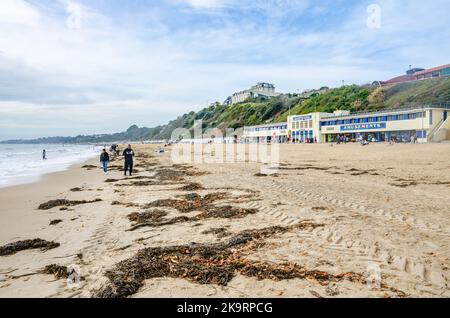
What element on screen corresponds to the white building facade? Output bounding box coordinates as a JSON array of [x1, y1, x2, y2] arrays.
[[243, 122, 288, 143], [243, 105, 450, 143], [319, 106, 450, 143], [231, 83, 281, 104]]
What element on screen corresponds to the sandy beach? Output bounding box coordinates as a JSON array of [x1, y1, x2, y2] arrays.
[[0, 143, 449, 298]]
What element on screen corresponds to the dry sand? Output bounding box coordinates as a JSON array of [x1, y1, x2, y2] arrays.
[[0, 143, 449, 298]]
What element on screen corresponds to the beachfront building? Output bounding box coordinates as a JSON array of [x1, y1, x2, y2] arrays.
[[319, 105, 450, 143], [243, 122, 288, 143], [231, 83, 281, 104], [287, 112, 333, 143], [242, 105, 450, 144]]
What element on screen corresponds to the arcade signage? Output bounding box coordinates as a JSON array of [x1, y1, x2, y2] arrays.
[[341, 123, 386, 131], [292, 115, 312, 122]]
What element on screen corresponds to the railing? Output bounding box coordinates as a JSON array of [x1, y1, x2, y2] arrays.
[[428, 117, 447, 141]]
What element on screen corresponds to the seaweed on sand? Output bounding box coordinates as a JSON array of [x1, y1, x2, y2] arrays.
[[152, 165, 209, 182], [81, 165, 98, 170], [111, 201, 140, 208], [105, 179, 119, 183], [41, 264, 85, 281], [49, 219, 63, 226], [178, 183, 205, 191], [0, 239, 60, 256], [201, 227, 231, 238], [254, 173, 279, 177], [278, 165, 334, 171], [41, 264, 69, 279], [96, 222, 393, 299], [198, 206, 257, 219], [146, 193, 228, 213], [153, 168, 186, 181], [127, 210, 168, 223], [127, 206, 257, 231], [38, 199, 102, 210], [127, 192, 257, 231], [125, 180, 170, 187]]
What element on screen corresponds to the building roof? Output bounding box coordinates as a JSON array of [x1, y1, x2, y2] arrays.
[[414, 64, 450, 76], [383, 74, 416, 85]]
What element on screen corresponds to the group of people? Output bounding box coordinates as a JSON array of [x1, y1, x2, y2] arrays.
[[100, 144, 135, 176], [336, 136, 350, 144], [287, 137, 318, 144]]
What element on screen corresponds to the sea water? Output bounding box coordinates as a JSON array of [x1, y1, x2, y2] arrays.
[[0, 144, 101, 188]]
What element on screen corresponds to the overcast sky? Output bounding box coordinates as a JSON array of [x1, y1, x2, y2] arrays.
[[1, 0, 449, 140]]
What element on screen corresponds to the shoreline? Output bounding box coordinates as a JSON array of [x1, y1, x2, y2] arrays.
[[0, 144, 100, 190], [0, 156, 107, 243], [0, 143, 449, 298]]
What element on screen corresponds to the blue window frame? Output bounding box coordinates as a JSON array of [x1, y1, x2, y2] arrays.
[[416, 131, 427, 138]]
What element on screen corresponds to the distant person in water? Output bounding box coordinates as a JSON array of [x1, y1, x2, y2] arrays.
[[123, 144, 135, 176], [42, 149, 47, 160], [100, 149, 110, 175]]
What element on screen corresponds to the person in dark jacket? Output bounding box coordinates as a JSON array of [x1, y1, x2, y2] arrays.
[[123, 144, 135, 176], [100, 149, 110, 175]]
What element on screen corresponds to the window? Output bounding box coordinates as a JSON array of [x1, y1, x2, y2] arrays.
[[417, 131, 427, 138]]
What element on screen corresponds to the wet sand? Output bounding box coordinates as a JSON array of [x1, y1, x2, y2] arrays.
[[0, 143, 449, 298]]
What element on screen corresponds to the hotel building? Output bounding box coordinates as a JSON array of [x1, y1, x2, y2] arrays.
[[243, 104, 450, 143], [231, 83, 281, 104]]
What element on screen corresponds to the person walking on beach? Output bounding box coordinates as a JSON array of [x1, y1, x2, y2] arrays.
[[123, 144, 135, 176], [100, 149, 110, 175], [42, 149, 47, 160]]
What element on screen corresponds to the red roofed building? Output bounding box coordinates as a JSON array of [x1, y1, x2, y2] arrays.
[[415, 64, 450, 80], [375, 64, 450, 86]]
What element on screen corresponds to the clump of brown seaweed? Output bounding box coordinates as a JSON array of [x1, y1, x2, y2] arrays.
[[41, 264, 69, 279], [95, 222, 387, 298], [0, 239, 60, 256], [38, 199, 102, 210]]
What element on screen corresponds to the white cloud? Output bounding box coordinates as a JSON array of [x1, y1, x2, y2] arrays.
[[0, 0, 449, 140], [0, 0, 40, 26], [183, 0, 227, 9]]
